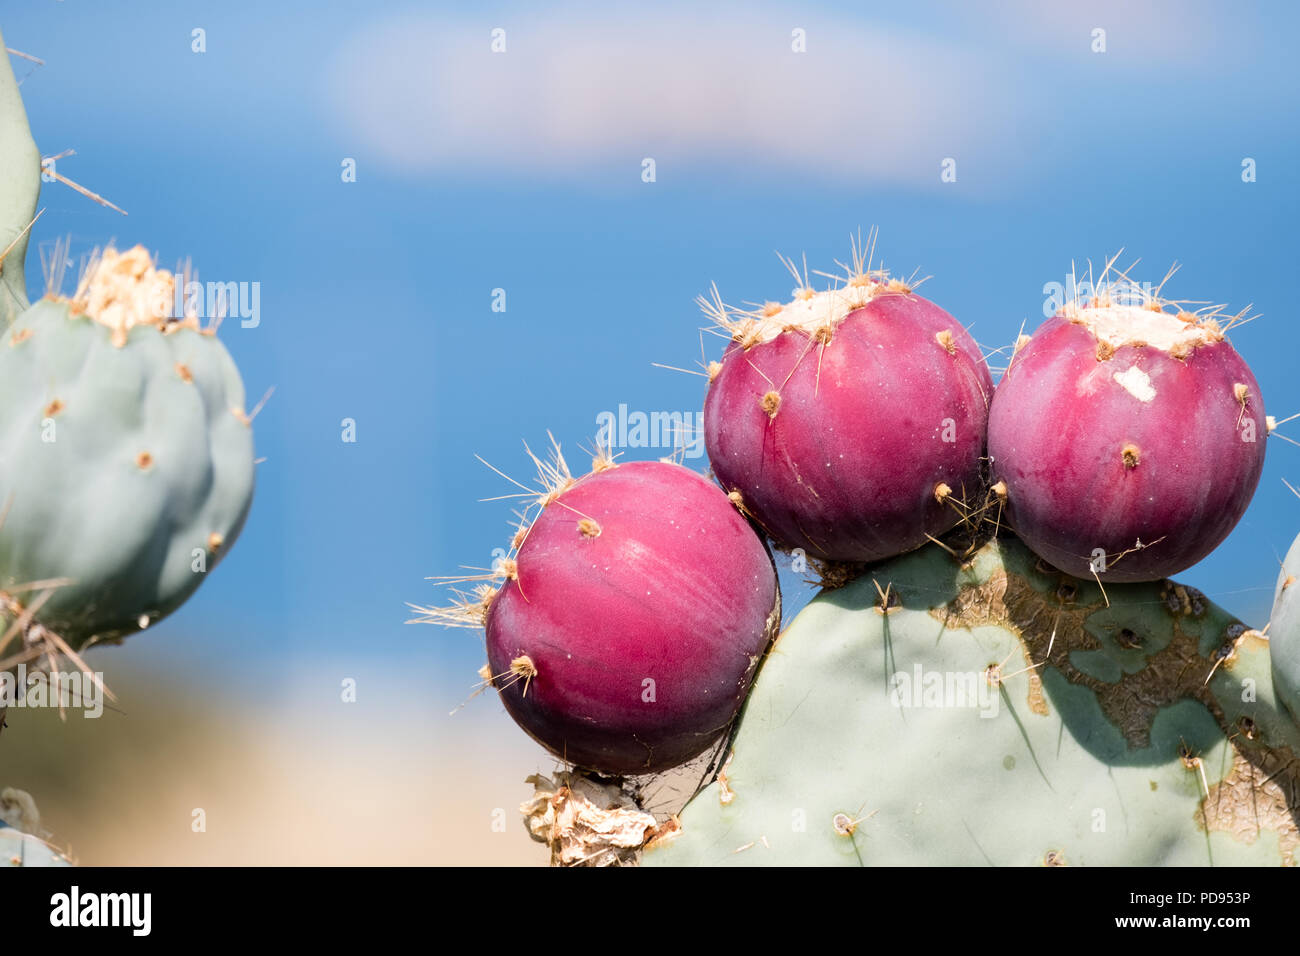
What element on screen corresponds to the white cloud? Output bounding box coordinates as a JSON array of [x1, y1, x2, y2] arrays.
[[326, 5, 1020, 186], [975, 0, 1236, 62]]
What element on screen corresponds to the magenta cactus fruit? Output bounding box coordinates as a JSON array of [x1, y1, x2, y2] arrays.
[[987, 272, 1266, 583], [701, 240, 993, 563], [415, 442, 780, 775]]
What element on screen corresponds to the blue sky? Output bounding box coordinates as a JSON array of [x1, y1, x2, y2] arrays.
[[4, 0, 1299, 709]]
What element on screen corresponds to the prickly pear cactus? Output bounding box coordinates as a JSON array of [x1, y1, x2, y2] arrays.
[[0, 248, 255, 649], [644, 535, 1300, 866], [0, 30, 41, 327], [1270, 531, 1300, 725], [0, 39, 255, 655]]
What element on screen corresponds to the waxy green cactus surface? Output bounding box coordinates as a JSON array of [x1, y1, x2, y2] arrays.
[[0, 30, 42, 328], [0, 254, 255, 650], [644, 535, 1300, 866], [1269, 530, 1300, 726]]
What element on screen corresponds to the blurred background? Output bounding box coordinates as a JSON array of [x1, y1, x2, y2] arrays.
[[1, 0, 1297, 864]]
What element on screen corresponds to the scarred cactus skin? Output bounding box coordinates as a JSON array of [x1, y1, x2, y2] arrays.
[[0, 248, 255, 649], [644, 535, 1300, 866], [0, 34, 42, 327], [702, 246, 993, 563], [1270, 529, 1300, 725], [485, 459, 780, 774], [988, 284, 1266, 583]]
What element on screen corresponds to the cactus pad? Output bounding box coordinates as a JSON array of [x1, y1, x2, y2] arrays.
[[1269, 530, 1300, 726], [0, 33, 42, 327], [644, 535, 1299, 866]]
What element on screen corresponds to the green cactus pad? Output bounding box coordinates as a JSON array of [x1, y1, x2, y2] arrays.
[[0, 825, 72, 866], [644, 536, 1299, 866], [0, 33, 42, 327], [0, 249, 255, 649], [1269, 531, 1300, 726]]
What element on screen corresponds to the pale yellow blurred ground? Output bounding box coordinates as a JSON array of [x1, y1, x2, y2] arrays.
[[0, 640, 556, 865]]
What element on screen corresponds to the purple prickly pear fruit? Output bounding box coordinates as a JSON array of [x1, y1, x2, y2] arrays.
[[417, 444, 780, 776], [987, 278, 1266, 583], [701, 243, 993, 563]]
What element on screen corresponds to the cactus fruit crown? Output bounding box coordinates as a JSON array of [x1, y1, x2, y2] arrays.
[[698, 230, 923, 363], [1026, 255, 1254, 362], [55, 244, 216, 347], [409, 434, 620, 638]]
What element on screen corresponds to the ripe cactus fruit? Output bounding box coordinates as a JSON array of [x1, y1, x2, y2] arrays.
[[414, 443, 780, 775], [701, 239, 993, 563], [0, 34, 42, 327], [1270, 528, 1300, 725], [988, 273, 1266, 582], [644, 535, 1300, 866], [0, 246, 256, 649]]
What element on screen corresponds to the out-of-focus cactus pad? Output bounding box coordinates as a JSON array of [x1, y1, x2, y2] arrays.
[[0, 248, 255, 649]]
